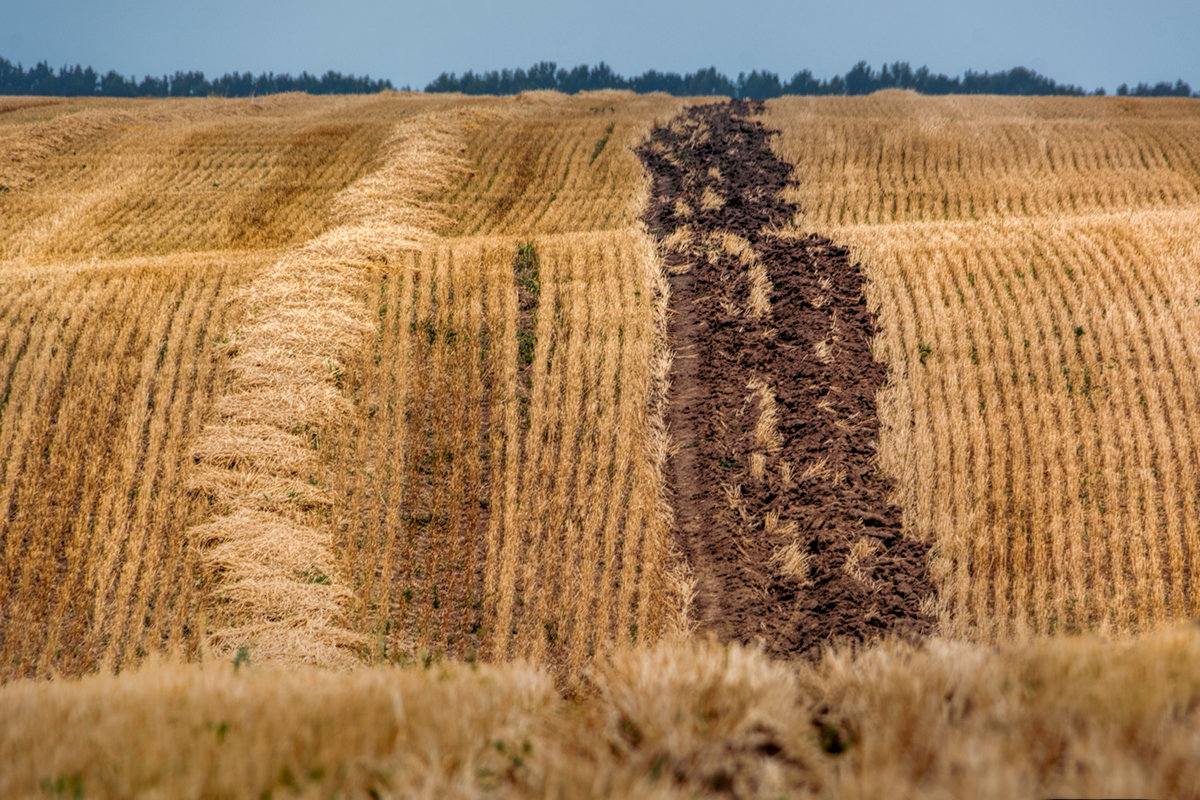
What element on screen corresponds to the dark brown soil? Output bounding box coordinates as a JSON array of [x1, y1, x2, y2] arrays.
[[638, 100, 934, 657]]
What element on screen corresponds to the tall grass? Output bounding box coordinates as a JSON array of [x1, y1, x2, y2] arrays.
[[3, 627, 1199, 798]]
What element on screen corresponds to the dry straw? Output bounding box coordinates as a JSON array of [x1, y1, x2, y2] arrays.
[[4, 627, 1200, 798]]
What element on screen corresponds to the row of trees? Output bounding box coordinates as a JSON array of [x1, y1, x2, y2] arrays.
[[0, 58, 394, 97], [1, 56, 1196, 99], [428, 61, 1200, 99], [1116, 80, 1196, 98], [423, 62, 741, 96]]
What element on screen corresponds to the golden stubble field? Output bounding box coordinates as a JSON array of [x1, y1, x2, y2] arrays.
[[0, 90, 691, 679], [2, 90, 1200, 799], [763, 92, 1200, 639]]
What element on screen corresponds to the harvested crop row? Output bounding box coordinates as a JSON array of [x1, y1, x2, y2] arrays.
[[640, 101, 933, 656], [327, 230, 682, 672], [0, 253, 262, 680]]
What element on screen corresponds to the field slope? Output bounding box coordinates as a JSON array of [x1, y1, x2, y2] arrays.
[[0, 91, 690, 678], [2, 92, 1200, 799]]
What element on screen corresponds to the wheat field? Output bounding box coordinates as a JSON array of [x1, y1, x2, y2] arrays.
[[0, 93, 481, 677], [4, 90, 1200, 798], [764, 92, 1200, 638], [0, 91, 688, 678]]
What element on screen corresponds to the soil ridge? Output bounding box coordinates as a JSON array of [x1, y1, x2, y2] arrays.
[[638, 100, 934, 656]]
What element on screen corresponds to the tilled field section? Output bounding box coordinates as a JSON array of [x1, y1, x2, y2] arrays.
[[639, 101, 934, 655]]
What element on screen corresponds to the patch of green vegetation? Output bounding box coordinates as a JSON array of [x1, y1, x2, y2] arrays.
[[233, 644, 252, 671], [517, 329, 536, 366], [41, 773, 84, 799], [514, 242, 540, 300], [814, 719, 854, 755], [298, 569, 331, 585], [590, 123, 615, 163], [918, 341, 933, 364]]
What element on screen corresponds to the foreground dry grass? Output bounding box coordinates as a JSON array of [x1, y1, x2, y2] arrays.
[[3, 628, 1199, 799], [764, 93, 1200, 638]]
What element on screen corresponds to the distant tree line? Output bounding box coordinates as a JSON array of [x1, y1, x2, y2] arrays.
[[0, 57, 394, 97], [2, 55, 1197, 99], [1115, 80, 1197, 98], [424, 62, 739, 96], [426, 60, 1200, 99]]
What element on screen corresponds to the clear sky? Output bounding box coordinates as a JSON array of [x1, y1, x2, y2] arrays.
[[2, 0, 1196, 91]]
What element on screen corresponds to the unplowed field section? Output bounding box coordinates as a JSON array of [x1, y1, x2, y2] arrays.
[[765, 95, 1200, 637], [0, 255, 261, 678], [640, 102, 933, 655], [0, 94, 474, 679]]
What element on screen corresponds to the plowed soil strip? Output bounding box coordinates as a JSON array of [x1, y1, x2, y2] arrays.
[[638, 100, 934, 656]]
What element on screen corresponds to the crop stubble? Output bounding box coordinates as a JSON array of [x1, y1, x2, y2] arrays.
[[764, 93, 1200, 637], [327, 94, 688, 671]]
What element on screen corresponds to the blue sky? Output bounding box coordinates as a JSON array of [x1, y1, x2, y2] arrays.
[[2, 0, 1196, 91]]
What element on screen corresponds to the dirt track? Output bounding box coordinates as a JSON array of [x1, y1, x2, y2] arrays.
[[639, 101, 934, 656]]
